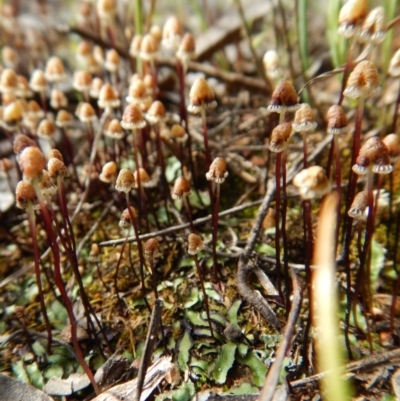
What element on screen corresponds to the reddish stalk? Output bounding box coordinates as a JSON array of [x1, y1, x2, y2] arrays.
[[274, 152, 283, 303], [182, 196, 195, 232], [300, 198, 314, 368], [26, 204, 52, 354], [125, 193, 150, 311], [211, 183, 222, 288], [356, 171, 374, 305], [132, 128, 143, 216], [326, 137, 335, 179], [147, 252, 158, 299], [390, 213, 400, 330], [176, 60, 196, 178], [341, 97, 365, 275], [337, 39, 356, 106], [33, 181, 100, 395], [302, 132, 308, 168], [114, 235, 129, 296], [48, 183, 110, 352], [200, 105, 212, 169], [280, 148, 290, 309], [333, 135, 342, 253], [192, 253, 214, 338], [153, 123, 172, 223], [59, 128, 81, 188]]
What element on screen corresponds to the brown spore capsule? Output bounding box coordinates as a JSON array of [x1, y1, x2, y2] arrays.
[[133, 168, 150, 187], [348, 191, 369, 221], [119, 207, 137, 230], [172, 176, 191, 199], [187, 77, 217, 114], [268, 80, 299, 112], [98, 83, 120, 109], [188, 233, 203, 255], [269, 122, 292, 153], [15, 180, 37, 209], [121, 104, 146, 130], [13, 134, 37, 155], [45, 56, 66, 83], [344, 60, 380, 99], [37, 119, 56, 140], [48, 149, 64, 162], [383, 134, 400, 162], [104, 119, 124, 140], [206, 157, 228, 183], [99, 161, 117, 183], [146, 100, 166, 125], [115, 168, 135, 193], [293, 165, 331, 200], [144, 238, 159, 257], [48, 157, 69, 180], [326, 105, 348, 135], [292, 103, 317, 132], [18, 146, 45, 181]]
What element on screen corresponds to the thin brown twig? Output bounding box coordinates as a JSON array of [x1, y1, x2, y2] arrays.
[[259, 268, 303, 401]]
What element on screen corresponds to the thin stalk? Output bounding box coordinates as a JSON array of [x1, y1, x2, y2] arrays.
[[154, 123, 172, 224], [150, 59, 158, 100], [176, 59, 203, 203], [132, 128, 143, 217], [200, 105, 212, 169], [114, 234, 129, 296], [278, 108, 285, 125], [352, 170, 374, 353], [276, 0, 296, 83], [57, 177, 76, 251], [301, 198, 314, 369], [342, 96, 365, 258], [333, 134, 342, 254], [59, 127, 81, 189], [341, 97, 365, 354], [326, 136, 335, 178], [274, 152, 283, 303], [48, 185, 110, 354], [211, 183, 222, 289], [302, 131, 308, 168], [27, 204, 52, 354], [358, 171, 376, 308], [32, 180, 99, 395], [125, 193, 150, 311], [281, 148, 290, 310], [147, 255, 158, 299], [176, 60, 191, 173], [193, 254, 214, 338], [95, 260, 109, 291], [182, 196, 195, 232], [390, 211, 400, 330], [337, 33, 358, 106]]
